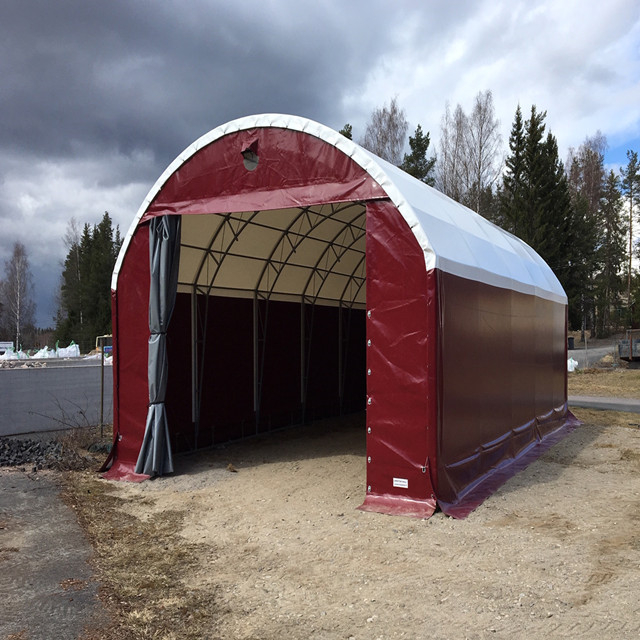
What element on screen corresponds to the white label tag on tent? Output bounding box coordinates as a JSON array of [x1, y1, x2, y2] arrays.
[[393, 477, 409, 489]]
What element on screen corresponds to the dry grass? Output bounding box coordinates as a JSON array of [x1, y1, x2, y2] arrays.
[[568, 367, 640, 398], [54, 427, 111, 471], [62, 472, 222, 640], [570, 407, 640, 429]]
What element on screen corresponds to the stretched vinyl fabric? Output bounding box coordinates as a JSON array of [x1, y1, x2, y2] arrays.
[[108, 114, 576, 517], [135, 215, 181, 476]]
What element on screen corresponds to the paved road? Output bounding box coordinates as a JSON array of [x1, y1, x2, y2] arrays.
[[567, 344, 618, 368], [569, 395, 640, 414], [0, 469, 106, 639], [0, 362, 113, 436]]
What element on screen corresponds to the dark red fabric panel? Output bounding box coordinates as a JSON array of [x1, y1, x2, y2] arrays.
[[259, 299, 303, 429], [360, 200, 437, 518], [305, 304, 340, 420], [161, 293, 366, 449], [436, 271, 573, 516], [142, 129, 386, 220], [104, 224, 150, 480]]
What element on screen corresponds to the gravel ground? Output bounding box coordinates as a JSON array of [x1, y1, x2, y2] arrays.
[[101, 408, 640, 639], [0, 436, 64, 470]]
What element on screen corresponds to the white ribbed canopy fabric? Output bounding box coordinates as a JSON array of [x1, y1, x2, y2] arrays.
[[112, 114, 566, 306]]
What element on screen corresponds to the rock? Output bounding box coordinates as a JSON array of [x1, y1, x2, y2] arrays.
[[0, 436, 66, 469]]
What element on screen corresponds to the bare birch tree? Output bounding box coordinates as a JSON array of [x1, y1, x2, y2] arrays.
[[437, 90, 502, 215], [436, 102, 468, 202], [464, 90, 503, 213], [0, 242, 36, 347], [360, 97, 408, 165]]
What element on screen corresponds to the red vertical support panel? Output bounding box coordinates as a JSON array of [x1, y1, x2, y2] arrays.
[[104, 224, 151, 480], [360, 201, 437, 518]]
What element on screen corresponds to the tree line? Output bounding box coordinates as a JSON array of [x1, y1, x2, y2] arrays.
[[0, 212, 121, 352], [343, 93, 640, 337], [55, 212, 122, 353]]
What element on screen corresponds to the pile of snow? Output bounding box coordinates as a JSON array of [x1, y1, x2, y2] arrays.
[[0, 341, 111, 363]]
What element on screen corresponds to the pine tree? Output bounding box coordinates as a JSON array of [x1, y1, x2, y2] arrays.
[[400, 124, 436, 185], [620, 150, 640, 322], [339, 124, 353, 140], [594, 171, 626, 336], [55, 212, 121, 352]]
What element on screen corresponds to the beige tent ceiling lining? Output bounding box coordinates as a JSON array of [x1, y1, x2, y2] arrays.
[[177, 202, 367, 307]]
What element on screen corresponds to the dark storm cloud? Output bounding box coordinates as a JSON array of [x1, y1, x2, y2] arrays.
[[0, 0, 409, 326], [1, 0, 397, 168], [1, 0, 638, 328]]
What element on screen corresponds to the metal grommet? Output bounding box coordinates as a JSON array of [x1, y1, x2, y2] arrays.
[[367, 339, 372, 347], [367, 485, 372, 492], [367, 456, 372, 463], [367, 397, 372, 405], [367, 368, 372, 376], [367, 427, 371, 434], [367, 310, 372, 318]]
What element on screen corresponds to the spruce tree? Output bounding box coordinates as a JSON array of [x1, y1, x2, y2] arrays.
[[400, 124, 436, 185], [594, 171, 625, 336], [620, 150, 639, 322], [499, 105, 526, 236], [339, 124, 353, 140], [55, 212, 121, 352], [499, 105, 578, 325]]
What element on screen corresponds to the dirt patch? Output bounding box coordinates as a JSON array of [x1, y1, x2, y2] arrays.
[[62, 472, 221, 639], [63, 407, 640, 640]]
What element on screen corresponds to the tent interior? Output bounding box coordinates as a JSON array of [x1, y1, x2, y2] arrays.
[[165, 202, 369, 453]]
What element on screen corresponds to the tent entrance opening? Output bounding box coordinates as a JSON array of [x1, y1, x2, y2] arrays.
[[164, 202, 368, 453]]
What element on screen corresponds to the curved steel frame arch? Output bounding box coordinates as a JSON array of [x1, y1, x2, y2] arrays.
[[187, 201, 369, 441]]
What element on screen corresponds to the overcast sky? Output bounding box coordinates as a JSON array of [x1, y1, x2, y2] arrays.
[[1, 0, 639, 327]]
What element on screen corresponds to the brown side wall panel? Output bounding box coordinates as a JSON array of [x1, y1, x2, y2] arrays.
[[436, 272, 572, 515]]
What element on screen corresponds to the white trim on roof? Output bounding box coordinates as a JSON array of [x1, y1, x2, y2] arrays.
[[112, 113, 566, 305]]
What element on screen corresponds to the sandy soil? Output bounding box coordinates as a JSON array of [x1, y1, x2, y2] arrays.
[[103, 409, 640, 640]]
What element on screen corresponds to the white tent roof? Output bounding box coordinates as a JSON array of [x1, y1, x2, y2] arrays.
[[113, 114, 566, 305]]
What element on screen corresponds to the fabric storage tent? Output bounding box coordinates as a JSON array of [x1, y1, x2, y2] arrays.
[[104, 113, 578, 518]]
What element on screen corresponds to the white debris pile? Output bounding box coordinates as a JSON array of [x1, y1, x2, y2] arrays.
[[0, 341, 112, 363], [567, 357, 579, 372]]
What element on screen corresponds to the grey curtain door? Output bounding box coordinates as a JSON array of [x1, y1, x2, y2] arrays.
[[135, 215, 181, 476]]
